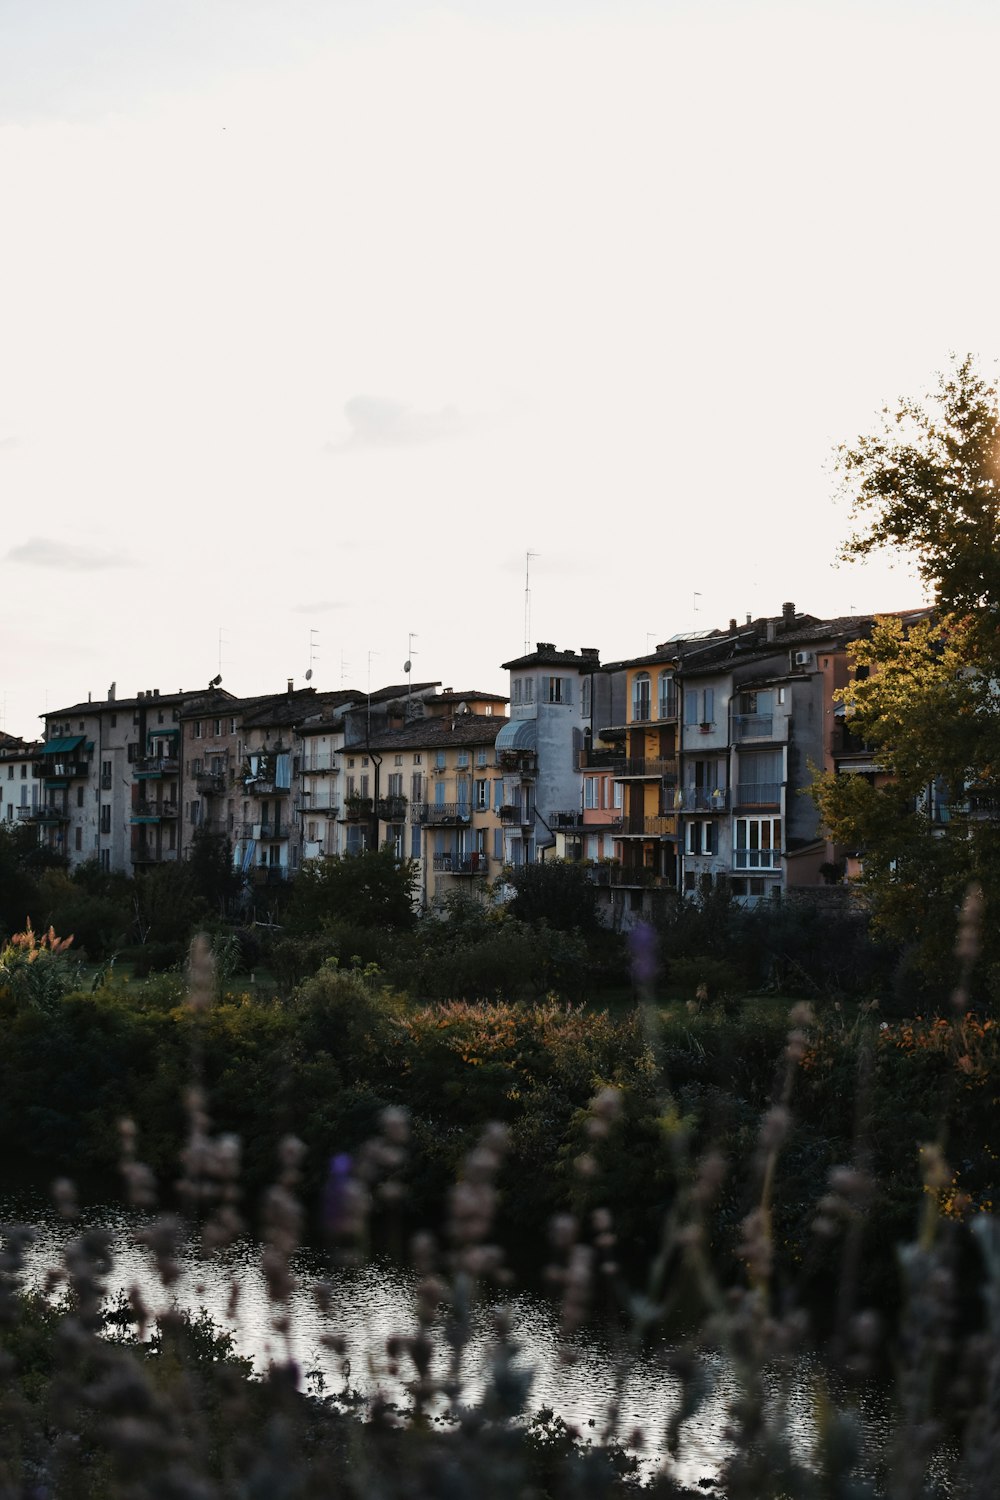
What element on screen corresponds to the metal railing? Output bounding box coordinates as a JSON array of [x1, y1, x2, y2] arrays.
[[615, 757, 678, 779], [135, 756, 180, 775], [376, 795, 408, 821], [196, 772, 226, 795], [586, 865, 668, 888], [733, 848, 782, 870], [676, 788, 729, 811], [419, 802, 472, 825], [432, 852, 489, 876], [498, 803, 532, 825], [577, 748, 625, 770], [300, 756, 340, 773], [732, 714, 782, 741], [620, 815, 677, 837]]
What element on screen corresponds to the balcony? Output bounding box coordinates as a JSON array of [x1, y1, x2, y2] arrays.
[[578, 747, 625, 770], [301, 756, 340, 774], [733, 783, 781, 808], [341, 796, 374, 822], [615, 758, 678, 780], [135, 756, 180, 777], [550, 810, 583, 829], [131, 800, 179, 822], [15, 806, 38, 821], [251, 866, 288, 886], [41, 760, 89, 781], [432, 852, 489, 877], [295, 799, 340, 816], [419, 802, 472, 826], [676, 788, 729, 812], [732, 714, 788, 742], [132, 843, 178, 865], [619, 815, 677, 838], [376, 795, 408, 822], [244, 778, 289, 797], [497, 749, 537, 774], [35, 806, 69, 824], [586, 864, 668, 889], [498, 803, 532, 826], [196, 772, 226, 796]]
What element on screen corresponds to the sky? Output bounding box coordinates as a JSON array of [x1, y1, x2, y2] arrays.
[[2, 0, 998, 737]]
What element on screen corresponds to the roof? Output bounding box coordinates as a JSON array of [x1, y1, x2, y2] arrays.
[[501, 644, 601, 671], [433, 689, 509, 705], [352, 714, 509, 752]]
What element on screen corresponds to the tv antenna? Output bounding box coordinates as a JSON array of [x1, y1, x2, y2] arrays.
[[524, 550, 538, 655], [306, 628, 319, 682], [217, 625, 229, 676], [404, 633, 417, 717]]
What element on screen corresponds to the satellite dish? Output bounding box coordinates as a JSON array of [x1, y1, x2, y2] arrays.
[[210, 674, 223, 688], [305, 669, 313, 682], [403, 660, 411, 673]]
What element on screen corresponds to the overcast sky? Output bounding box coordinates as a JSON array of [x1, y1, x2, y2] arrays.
[[2, 0, 996, 737]]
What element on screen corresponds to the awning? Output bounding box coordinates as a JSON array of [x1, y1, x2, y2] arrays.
[[494, 720, 538, 752], [41, 736, 85, 755], [147, 727, 180, 738], [44, 780, 68, 790]]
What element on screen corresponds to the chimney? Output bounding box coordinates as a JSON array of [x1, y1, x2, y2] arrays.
[[287, 678, 293, 694], [746, 613, 752, 626], [766, 620, 776, 642], [782, 601, 795, 628], [153, 688, 160, 697], [729, 618, 737, 633]]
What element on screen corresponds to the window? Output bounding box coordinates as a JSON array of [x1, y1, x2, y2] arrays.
[[194, 721, 202, 739], [346, 775, 356, 798], [435, 751, 446, 769], [547, 676, 567, 704], [658, 671, 677, 719], [686, 820, 717, 856], [475, 779, 488, 810], [632, 673, 651, 721], [127, 742, 137, 763], [362, 757, 369, 767], [457, 750, 470, 768], [110, 713, 117, 728], [734, 817, 781, 870], [5, 767, 11, 780], [20, 765, 26, 779], [613, 782, 623, 809], [413, 753, 422, 766], [411, 824, 422, 859], [214, 718, 222, 736], [76, 786, 84, 808], [75, 827, 82, 850], [513, 679, 522, 705], [581, 676, 592, 718], [387, 773, 403, 797], [360, 774, 369, 798], [584, 777, 599, 810], [348, 758, 356, 769], [476, 749, 488, 767], [523, 677, 534, 704], [394, 755, 403, 767], [100, 805, 111, 833]]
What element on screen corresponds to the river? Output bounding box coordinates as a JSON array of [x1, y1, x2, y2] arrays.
[[3, 1193, 896, 1489]]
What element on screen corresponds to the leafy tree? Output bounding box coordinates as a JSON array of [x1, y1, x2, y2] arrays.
[[504, 858, 599, 933], [187, 826, 239, 914], [839, 353, 1000, 650], [286, 845, 419, 933], [814, 357, 1000, 987]]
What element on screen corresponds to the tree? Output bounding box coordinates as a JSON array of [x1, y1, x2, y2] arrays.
[[839, 354, 1000, 649], [504, 858, 599, 934], [814, 357, 1000, 989], [286, 845, 419, 933]]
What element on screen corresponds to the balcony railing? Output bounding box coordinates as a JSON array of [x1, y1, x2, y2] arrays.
[[132, 844, 178, 864], [498, 803, 532, 825], [295, 799, 340, 816], [15, 806, 37, 821], [620, 815, 677, 837], [131, 800, 179, 821], [432, 852, 489, 877], [376, 795, 408, 821], [733, 782, 781, 808], [615, 757, 678, 779], [732, 714, 783, 742], [135, 756, 180, 776], [41, 760, 89, 780], [244, 778, 289, 796], [36, 806, 69, 824], [497, 750, 537, 773], [196, 772, 226, 796], [676, 788, 729, 812], [301, 757, 340, 774], [418, 802, 472, 826], [342, 797, 374, 822], [586, 864, 669, 889], [578, 747, 625, 770]]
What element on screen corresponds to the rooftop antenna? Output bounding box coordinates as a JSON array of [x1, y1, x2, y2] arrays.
[[306, 627, 319, 682], [367, 649, 379, 741], [693, 591, 702, 613], [340, 650, 350, 687], [404, 632, 417, 718], [524, 550, 538, 655], [217, 625, 229, 677]]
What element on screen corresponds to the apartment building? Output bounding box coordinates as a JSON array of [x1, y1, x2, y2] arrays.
[[0, 734, 42, 830]]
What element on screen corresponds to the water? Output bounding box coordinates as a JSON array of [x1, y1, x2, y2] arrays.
[[2, 1195, 890, 1488]]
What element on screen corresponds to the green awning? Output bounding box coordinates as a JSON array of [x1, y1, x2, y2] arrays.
[[147, 727, 180, 739], [130, 815, 160, 825], [44, 780, 68, 790], [41, 736, 85, 755]]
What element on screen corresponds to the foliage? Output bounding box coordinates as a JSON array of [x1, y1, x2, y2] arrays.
[[0, 920, 81, 1014], [286, 846, 419, 933], [838, 353, 1000, 637], [0, 823, 66, 941], [504, 857, 600, 933]]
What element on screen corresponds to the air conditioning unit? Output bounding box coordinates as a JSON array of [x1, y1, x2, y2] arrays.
[[792, 650, 812, 668]]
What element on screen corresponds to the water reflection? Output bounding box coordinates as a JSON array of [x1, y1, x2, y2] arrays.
[[4, 1198, 887, 1488]]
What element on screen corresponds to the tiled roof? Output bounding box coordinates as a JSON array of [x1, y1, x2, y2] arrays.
[[354, 714, 509, 752], [501, 644, 601, 670]]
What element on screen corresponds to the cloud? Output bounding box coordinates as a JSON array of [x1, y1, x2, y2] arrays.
[[6, 537, 132, 571], [326, 395, 472, 452]]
